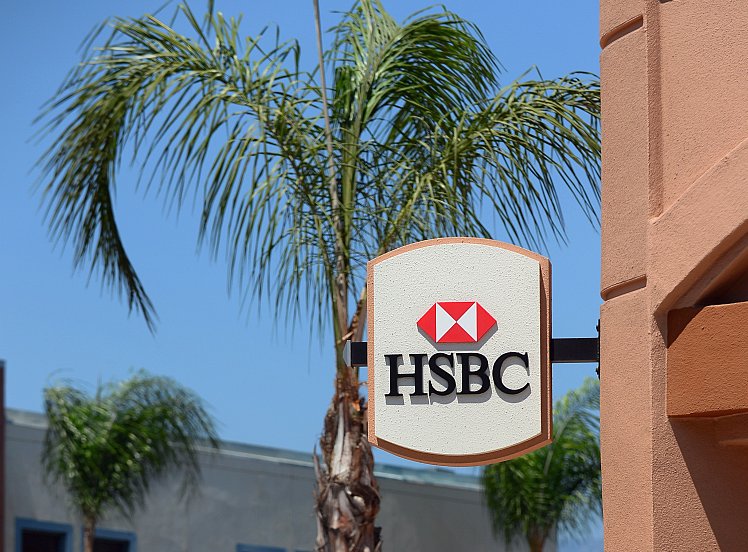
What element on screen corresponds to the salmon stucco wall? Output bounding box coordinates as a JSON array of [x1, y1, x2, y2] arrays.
[[599, 0, 748, 550]]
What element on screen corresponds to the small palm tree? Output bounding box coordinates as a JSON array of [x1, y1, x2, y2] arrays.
[[482, 378, 602, 552], [42, 371, 219, 552], [37, 2, 600, 549]]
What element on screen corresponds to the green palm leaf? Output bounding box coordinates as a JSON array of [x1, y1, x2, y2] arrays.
[[37, 1, 599, 335], [43, 371, 219, 522], [483, 378, 601, 551]]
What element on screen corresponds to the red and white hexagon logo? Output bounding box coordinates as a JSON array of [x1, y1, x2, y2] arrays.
[[417, 301, 496, 343]]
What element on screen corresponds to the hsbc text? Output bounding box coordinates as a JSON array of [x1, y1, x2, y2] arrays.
[[383, 352, 529, 398]]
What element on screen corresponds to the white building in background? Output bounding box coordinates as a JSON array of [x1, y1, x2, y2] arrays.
[[5, 408, 520, 552]]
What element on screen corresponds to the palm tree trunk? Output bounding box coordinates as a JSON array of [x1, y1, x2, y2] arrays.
[[83, 516, 96, 552], [314, 368, 381, 552], [528, 533, 545, 552]]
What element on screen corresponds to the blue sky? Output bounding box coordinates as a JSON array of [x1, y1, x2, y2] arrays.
[[2, 0, 603, 547], [2, 0, 601, 524]]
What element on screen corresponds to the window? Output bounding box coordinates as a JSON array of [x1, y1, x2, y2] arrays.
[[15, 518, 72, 552], [94, 538, 129, 552], [90, 528, 136, 552], [22, 531, 65, 552]]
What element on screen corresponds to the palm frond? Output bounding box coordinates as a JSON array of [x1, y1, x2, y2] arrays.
[[482, 378, 601, 547], [42, 370, 219, 521], [37, 3, 310, 328], [415, 73, 601, 253], [36, 0, 600, 342]]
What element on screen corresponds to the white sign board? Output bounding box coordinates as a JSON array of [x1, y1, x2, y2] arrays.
[[367, 238, 551, 466]]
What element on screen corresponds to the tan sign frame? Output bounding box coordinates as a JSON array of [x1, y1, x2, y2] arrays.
[[366, 237, 552, 466]]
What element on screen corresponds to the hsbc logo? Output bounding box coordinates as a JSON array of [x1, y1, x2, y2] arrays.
[[417, 301, 496, 343], [367, 238, 551, 466], [385, 302, 528, 399]]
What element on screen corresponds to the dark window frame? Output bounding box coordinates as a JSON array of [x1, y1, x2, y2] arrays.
[[15, 517, 73, 552], [79, 527, 137, 552], [236, 545, 285, 552]]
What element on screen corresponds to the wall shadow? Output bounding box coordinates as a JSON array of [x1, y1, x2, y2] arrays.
[[670, 418, 748, 550]]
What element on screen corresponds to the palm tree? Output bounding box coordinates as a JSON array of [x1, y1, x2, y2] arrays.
[[36, 2, 600, 550], [42, 371, 219, 552], [482, 378, 602, 552]]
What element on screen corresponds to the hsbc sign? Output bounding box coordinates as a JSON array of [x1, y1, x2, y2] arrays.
[[367, 238, 552, 466]]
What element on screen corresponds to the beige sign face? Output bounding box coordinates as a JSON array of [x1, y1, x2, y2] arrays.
[[367, 238, 551, 466]]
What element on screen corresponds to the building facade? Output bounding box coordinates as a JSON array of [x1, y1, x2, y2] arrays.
[[5, 408, 515, 552], [599, 0, 748, 549]]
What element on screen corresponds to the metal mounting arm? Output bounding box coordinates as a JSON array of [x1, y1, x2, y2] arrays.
[[344, 319, 601, 378], [344, 337, 599, 367]]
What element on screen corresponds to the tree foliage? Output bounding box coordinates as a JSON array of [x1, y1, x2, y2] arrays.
[[37, 2, 600, 549], [482, 378, 602, 552], [37, 0, 600, 336], [42, 371, 219, 523]]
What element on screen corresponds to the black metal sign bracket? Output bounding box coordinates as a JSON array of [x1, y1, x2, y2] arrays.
[[344, 321, 600, 377]]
